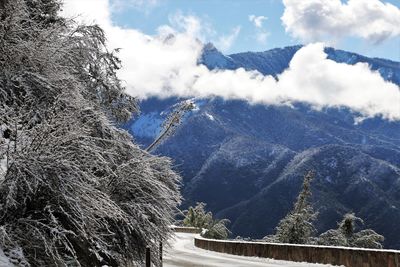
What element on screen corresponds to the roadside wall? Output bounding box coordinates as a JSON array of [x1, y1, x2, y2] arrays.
[[194, 237, 400, 267], [172, 226, 202, 234]]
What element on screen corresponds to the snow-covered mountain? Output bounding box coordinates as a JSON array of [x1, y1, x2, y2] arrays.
[[126, 45, 400, 249]]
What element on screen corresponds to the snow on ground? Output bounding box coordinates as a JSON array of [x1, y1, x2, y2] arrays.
[[164, 233, 340, 267]]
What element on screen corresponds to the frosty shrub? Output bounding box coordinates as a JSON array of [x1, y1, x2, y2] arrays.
[[183, 203, 230, 240], [318, 213, 384, 249], [267, 171, 318, 244], [0, 0, 180, 266]]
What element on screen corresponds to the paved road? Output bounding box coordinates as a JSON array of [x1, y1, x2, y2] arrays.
[[163, 233, 335, 267]]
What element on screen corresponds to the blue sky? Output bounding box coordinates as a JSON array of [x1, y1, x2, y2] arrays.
[[110, 0, 400, 60]]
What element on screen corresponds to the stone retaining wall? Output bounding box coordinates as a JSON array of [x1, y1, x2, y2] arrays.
[[172, 226, 202, 234], [195, 237, 400, 267]]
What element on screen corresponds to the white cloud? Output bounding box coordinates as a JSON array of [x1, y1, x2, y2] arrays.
[[249, 14, 269, 45], [167, 12, 206, 38], [249, 15, 268, 28], [61, 0, 204, 98], [61, 0, 400, 121], [282, 0, 400, 44], [62, 0, 110, 25], [190, 43, 400, 120], [256, 31, 269, 45], [215, 26, 241, 52], [276, 43, 400, 120]]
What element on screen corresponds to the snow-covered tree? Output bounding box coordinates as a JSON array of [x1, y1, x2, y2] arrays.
[[267, 171, 318, 244], [183, 202, 213, 228], [146, 100, 194, 152], [183, 203, 230, 240], [0, 0, 180, 266], [202, 218, 231, 240], [318, 213, 384, 249]]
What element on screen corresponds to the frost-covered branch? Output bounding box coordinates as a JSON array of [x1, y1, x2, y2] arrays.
[[146, 100, 194, 152], [0, 0, 181, 266]]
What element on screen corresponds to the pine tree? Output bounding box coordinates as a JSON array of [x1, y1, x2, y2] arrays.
[[202, 218, 231, 240], [183, 202, 230, 240], [0, 0, 180, 266], [318, 213, 384, 249], [272, 171, 318, 244], [183, 203, 210, 228]]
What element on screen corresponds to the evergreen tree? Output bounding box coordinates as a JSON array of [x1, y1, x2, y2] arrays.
[[0, 0, 180, 266], [183, 202, 213, 228], [202, 218, 231, 240], [183, 203, 230, 240], [318, 213, 384, 249], [271, 171, 318, 244]]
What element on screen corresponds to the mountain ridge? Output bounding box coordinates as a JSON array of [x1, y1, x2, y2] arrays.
[[127, 44, 400, 248], [201, 43, 400, 84]]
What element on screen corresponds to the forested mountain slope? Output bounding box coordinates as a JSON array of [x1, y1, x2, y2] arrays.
[[128, 44, 400, 248]]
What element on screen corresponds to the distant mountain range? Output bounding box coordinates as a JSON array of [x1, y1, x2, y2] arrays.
[[126, 44, 400, 249]]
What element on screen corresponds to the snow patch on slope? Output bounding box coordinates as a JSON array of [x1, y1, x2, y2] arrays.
[[205, 112, 215, 121]]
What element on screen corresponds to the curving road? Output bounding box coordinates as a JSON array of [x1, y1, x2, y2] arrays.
[[164, 233, 337, 267]]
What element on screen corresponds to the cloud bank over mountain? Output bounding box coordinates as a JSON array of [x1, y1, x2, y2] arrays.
[[282, 0, 400, 44], [62, 0, 400, 120]]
